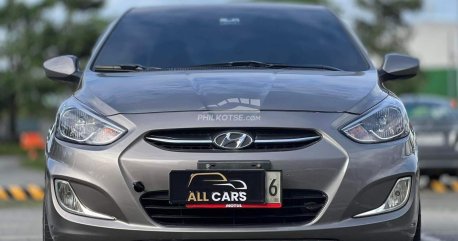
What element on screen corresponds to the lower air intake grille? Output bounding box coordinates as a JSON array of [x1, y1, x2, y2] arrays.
[[140, 189, 327, 226]]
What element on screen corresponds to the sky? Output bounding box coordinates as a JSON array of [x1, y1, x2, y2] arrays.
[[0, 0, 456, 24], [100, 0, 458, 24], [407, 0, 458, 23]]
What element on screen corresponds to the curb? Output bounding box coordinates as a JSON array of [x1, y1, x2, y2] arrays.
[[0, 184, 44, 201], [424, 179, 458, 193]]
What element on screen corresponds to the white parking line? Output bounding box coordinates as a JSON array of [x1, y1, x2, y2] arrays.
[[422, 233, 443, 241]]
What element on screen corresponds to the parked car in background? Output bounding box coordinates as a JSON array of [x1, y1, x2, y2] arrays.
[[402, 95, 458, 177]]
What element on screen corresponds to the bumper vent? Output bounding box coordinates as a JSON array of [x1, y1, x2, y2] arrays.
[[144, 128, 321, 152], [140, 189, 327, 226]]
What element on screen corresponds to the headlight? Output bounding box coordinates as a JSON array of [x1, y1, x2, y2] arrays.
[[56, 107, 125, 145], [342, 98, 409, 143]]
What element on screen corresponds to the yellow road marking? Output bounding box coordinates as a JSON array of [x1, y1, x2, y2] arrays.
[[451, 181, 458, 193], [430, 180, 447, 193], [0, 187, 9, 201], [27, 184, 44, 201], [9, 185, 27, 201]]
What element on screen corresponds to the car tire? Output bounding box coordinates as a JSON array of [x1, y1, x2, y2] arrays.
[[413, 204, 421, 241], [43, 199, 53, 241]]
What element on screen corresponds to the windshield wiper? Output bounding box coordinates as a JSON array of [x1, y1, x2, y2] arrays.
[[94, 64, 162, 72], [193, 61, 273, 68], [94, 62, 342, 72], [190, 61, 342, 71], [266, 64, 343, 71]]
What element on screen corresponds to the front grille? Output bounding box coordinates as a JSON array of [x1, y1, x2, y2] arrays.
[[144, 128, 321, 152], [140, 189, 327, 226]]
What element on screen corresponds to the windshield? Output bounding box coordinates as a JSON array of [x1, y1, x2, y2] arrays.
[[92, 6, 370, 71]]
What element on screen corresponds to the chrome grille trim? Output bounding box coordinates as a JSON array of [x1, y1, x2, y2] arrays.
[[145, 137, 213, 144], [254, 136, 321, 144], [146, 136, 321, 144], [144, 128, 321, 152]]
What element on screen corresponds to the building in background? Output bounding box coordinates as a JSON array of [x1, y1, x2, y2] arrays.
[[407, 23, 458, 98]]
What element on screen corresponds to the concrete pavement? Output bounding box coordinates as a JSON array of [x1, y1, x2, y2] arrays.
[[0, 156, 43, 187], [0, 206, 41, 241], [0, 156, 43, 240], [422, 191, 458, 241]]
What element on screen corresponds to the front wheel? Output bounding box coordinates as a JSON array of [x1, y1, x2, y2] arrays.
[[413, 204, 421, 241], [43, 199, 53, 241]]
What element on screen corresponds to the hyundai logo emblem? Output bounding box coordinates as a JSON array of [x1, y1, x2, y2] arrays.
[[213, 131, 253, 150]]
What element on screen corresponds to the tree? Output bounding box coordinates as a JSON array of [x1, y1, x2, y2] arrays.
[[355, 0, 422, 60], [0, 0, 108, 141], [0, 0, 54, 140], [355, 0, 424, 94], [258, 0, 335, 10], [355, 0, 423, 94]]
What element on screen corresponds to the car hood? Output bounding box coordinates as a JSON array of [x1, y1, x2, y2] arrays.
[[75, 69, 387, 115]]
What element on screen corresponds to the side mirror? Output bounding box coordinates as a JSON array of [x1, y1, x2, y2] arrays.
[[379, 53, 419, 82], [43, 55, 81, 83]]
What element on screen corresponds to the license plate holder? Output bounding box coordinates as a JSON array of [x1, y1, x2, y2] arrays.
[[169, 170, 282, 208]]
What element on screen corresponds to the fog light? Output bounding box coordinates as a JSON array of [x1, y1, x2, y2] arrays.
[[54, 180, 114, 220], [55, 180, 83, 212], [355, 177, 411, 217]]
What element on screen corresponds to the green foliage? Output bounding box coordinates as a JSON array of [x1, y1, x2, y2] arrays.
[[0, 142, 24, 155], [355, 0, 423, 94], [0, 141, 44, 170], [256, 0, 337, 11], [62, 0, 104, 10], [383, 71, 426, 95], [22, 150, 46, 171], [355, 0, 422, 59], [0, 0, 108, 140]]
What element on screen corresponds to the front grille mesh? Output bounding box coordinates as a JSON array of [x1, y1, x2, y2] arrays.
[[144, 128, 321, 152], [140, 189, 327, 226]]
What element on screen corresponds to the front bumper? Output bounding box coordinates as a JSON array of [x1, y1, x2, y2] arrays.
[[46, 180, 419, 241], [45, 111, 420, 241]]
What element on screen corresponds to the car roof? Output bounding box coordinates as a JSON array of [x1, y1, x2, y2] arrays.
[[129, 3, 330, 15]]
